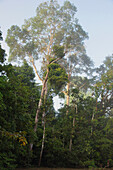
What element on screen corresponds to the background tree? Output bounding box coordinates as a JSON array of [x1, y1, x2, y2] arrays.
[[0, 33, 40, 169]]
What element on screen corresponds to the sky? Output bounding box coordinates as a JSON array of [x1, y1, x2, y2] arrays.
[[0, 0, 113, 66], [0, 0, 113, 110]]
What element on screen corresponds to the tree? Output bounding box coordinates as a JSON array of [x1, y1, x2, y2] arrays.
[[6, 0, 92, 154], [0, 32, 40, 168], [94, 55, 113, 118]]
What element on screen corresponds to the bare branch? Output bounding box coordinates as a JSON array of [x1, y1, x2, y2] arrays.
[[61, 90, 67, 96], [29, 55, 43, 82]]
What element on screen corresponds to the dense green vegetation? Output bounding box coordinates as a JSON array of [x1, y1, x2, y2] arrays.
[[0, 1, 113, 169]]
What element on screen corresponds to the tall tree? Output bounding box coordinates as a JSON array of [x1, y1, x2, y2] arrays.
[[6, 0, 93, 152]]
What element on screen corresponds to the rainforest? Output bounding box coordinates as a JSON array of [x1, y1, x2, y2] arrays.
[[0, 1, 113, 169]]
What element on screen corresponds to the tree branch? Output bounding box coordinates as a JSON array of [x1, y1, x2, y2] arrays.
[[29, 55, 43, 82], [61, 90, 67, 96]]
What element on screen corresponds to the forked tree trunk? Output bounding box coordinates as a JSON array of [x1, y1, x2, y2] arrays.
[[34, 71, 49, 132], [30, 69, 49, 151], [30, 54, 65, 151], [69, 105, 77, 152]]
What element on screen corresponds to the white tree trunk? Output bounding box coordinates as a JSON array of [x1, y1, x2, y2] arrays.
[[39, 83, 48, 166], [30, 69, 49, 151], [38, 118, 46, 166]]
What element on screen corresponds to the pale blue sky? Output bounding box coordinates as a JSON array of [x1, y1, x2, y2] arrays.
[[0, 0, 113, 66]]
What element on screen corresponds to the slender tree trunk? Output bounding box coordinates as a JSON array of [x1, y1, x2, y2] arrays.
[[66, 73, 70, 115], [69, 105, 77, 152], [29, 50, 66, 151], [42, 83, 47, 125], [30, 69, 49, 151], [91, 99, 97, 135], [66, 82, 70, 106], [34, 71, 49, 132], [38, 116, 46, 167], [39, 84, 48, 166]]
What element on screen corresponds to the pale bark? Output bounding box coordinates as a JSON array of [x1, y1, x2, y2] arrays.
[[66, 82, 70, 106], [30, 69, 49, 151], [29, 55, 43, 82], [34, 70, 49, 133], [38, 84, 47, 166], [29, 22, 66, 151], [38, 53, 66, 165], [47, 26, 55, 56], [66, 73, 70, 115], [38, 120, 46, 167], [30, 55, 65, 151], [91, 99, 97, 135], [42, 83, 48, 125]]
